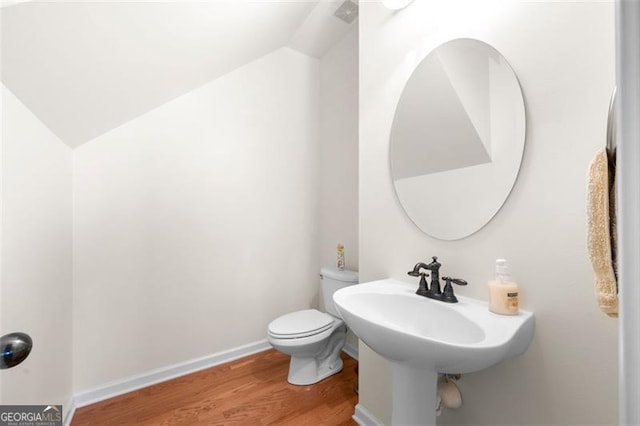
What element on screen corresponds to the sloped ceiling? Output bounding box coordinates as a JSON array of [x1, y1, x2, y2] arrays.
[[1, 0, 356, 148]]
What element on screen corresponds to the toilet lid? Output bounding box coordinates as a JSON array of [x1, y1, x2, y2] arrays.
[[268, 309, 334, 338]]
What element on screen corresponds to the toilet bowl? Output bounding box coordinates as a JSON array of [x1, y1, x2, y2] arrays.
[[268, 309, 347, 385], [267, 267, 358, 385]]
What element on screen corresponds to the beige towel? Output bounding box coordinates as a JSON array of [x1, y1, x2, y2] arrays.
[[587, 148, 618, 317]]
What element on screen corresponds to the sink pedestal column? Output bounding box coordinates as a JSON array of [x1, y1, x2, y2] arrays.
[[390, 362, 438, 425]]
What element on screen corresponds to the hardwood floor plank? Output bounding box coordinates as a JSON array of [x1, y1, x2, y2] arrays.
[[72, 350, 358, 425]]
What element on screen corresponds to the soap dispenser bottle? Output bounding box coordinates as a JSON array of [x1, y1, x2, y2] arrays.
[[488, 259, 519, 315]]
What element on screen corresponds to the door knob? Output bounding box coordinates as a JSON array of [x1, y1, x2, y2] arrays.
[[0, 332, 33, 369]]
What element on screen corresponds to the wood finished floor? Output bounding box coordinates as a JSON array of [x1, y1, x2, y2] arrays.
[[72, 349, 358, 425]]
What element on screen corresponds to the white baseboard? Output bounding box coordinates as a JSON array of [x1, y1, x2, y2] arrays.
[[342, 341, 359, 360], [63, 395, 76, 426], [73, 339, 272, 409], [353, 404, 384, 426]]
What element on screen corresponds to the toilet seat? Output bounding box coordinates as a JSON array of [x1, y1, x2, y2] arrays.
[[268, 309, 335, 339]]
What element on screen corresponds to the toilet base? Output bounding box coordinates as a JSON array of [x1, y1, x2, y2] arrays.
[[285, 324, 347, 385], [288, 354, 344, 385]]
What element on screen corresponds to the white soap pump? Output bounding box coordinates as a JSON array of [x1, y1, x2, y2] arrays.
[[488, 259, 519, 315]]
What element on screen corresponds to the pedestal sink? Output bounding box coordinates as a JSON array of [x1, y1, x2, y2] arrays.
[[333, 279, 534, 425]]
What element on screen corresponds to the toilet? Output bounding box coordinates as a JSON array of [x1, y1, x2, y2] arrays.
[[267, 267, 358, 385]]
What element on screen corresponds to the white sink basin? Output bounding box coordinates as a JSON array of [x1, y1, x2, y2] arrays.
[[333, 278, 534, 373], [333, 278, 535, 425]]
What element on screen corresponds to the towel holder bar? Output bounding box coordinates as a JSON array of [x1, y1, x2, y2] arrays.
[[606, 86, 617, 165]]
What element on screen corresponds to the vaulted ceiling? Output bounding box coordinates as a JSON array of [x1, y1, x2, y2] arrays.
[[1, 0, 357, 148]]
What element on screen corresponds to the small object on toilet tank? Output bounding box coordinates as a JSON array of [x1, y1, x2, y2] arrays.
[[337, 244, 345, 270]]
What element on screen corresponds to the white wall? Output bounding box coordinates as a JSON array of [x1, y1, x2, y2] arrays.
[[319, 28, 359, 272], [0, 85, 73, 408], [72, 48, 320, 391], [359, 1, 617, 425]]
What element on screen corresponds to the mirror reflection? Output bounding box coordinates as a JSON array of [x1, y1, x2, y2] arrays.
[[390, 38, 526, 240]]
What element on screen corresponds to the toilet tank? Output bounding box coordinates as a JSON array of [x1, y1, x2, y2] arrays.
[[320, 267, 359, 317]]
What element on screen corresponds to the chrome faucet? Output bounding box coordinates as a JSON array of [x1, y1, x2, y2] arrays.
[[407, 256, 467, 303]]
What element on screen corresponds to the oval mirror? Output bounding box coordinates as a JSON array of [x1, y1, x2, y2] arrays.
[[381, 0, 415, 10], [390, 38, 526, 240]]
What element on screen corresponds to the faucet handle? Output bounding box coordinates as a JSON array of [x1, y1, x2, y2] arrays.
[[416, 272, 429, 296], [441, 276, 467, 303], [443, 277, 467, 286]]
